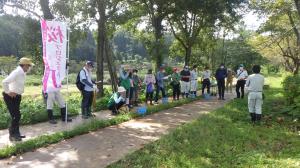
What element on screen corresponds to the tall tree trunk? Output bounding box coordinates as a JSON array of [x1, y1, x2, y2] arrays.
[[39, 0, 54, 19], [153, 16, 164, 71], [185, 46, 192, 66], [105, 40, 118, 92]]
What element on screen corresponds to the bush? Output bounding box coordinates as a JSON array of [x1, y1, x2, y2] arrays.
[[282, 75, 300, 118]]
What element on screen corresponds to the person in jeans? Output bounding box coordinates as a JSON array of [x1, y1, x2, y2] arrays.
[[144, 69, 156, 105], [246, 65, 264, 123], [108, 87, 126, 115], [202, 66, 211, 95], [170, 67, 181, 101], [2, 57, 34, 141], [236, 64, 248, 99], [190, 65, 198, 97], [215, 64, 227, 100], [79, 61, 98, 119], [154, 66, 167, 103], [180, 66, 191, 98]]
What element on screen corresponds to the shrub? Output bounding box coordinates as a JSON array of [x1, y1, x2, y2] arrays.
[[282, 75, 300, 118]]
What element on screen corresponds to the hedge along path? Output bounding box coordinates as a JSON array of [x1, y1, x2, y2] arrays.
[[0, 93, 235, 168], [0, 91, 205, 158]]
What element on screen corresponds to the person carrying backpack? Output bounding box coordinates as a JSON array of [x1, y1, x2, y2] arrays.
[[144, 69, 156, 105], [77, 61, 98, 119]]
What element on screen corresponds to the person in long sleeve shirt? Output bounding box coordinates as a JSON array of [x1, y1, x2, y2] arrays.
[[155, 66, 167, 103], [144, 69, 156, 105], [246, 65, 265, 123], [236, 64, 248, 99], [80, 61, 97, 119], [215, 64, 227, 100], [2, 57, 33, 141], [108, 87, 126, 115], [202, 66, 211, 95]]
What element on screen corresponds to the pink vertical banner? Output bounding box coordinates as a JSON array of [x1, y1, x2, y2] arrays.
[[41, 19, 67, 93]]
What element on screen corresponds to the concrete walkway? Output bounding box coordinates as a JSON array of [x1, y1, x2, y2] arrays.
[[0, 93, 234, 168]]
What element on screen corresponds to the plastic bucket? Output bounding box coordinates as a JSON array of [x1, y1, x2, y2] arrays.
[[137, 106, 147, 115]]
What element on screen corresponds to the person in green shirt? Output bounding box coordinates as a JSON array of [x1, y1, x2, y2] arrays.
[[108, 87, 126, 115], [170, 67, 181, 101]]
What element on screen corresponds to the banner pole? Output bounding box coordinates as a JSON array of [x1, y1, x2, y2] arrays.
[[66, 23, 70, 123]]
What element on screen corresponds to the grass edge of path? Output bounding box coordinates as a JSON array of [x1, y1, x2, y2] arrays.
[[0, 96, 206, 159]]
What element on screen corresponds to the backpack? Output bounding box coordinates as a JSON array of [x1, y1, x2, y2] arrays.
[[146, 83, 153, 93], [76, 69, 87, 91]]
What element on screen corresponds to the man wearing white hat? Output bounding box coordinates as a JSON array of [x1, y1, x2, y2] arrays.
[[2, 57, 34, 141], [108, 87, 126, 115]]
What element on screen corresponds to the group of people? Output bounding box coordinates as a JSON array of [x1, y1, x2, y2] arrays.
[[1, 57, 265, 141]]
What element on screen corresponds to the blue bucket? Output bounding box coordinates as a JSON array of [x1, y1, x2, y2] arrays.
[[203, 93, 211, 100], [162, 97, 169, 104], [137, 106, 147, 115]]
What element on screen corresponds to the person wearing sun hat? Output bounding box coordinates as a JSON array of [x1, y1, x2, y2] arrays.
[[108, 86, 126, 115], [236, 64, 248, 99], [2, 57, 34, 141]]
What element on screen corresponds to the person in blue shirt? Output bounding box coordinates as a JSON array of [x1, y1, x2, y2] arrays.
[[215, 63, 227, 100], [155, 66, 167, 103]]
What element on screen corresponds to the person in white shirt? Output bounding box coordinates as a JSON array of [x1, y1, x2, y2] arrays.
[[190, 65, 198, 97], [246, 65, 265, 123], [201, 66, 211, 95], [2, 57, 34, 141], [79, 61, 98, 119], [236, 64, 248, 99]]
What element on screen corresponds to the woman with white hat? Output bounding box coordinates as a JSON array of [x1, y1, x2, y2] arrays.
[[107, 86, 126, 115]]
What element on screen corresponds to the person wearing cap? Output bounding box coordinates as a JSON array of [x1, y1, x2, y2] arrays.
[[226, 68, 235, 93], [79, 61, 98, 119], [246, 65, 264, 123], [201, 66, 211, 95], [180, 65, 191, 98], [190, 65, 198, 97], [144, 69, 156, 105], [108, 87, 126, 115], [154, 66, 167, 103], [215, 64, 227, 100], [236, 64, 248, 99], [2, 57, 34, 141], [170, 67, 181, 101]]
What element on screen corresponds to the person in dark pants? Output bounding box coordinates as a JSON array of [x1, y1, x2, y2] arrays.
[[215, 64, 227, 100], [170, 67, 181, 101], [155, 66, 167, 103], [108, 87, 126, 115], [79, 61, 98, 119], [2, 57, 34, 141], [236, 64, 248, 99], [201, 66, 211, 95], [144, 69, 156, 105]]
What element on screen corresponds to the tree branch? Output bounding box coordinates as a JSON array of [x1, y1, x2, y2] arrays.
[[4, 3, 41, 18]]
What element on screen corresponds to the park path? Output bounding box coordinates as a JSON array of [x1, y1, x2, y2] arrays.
[[0, 92, 234, 168]]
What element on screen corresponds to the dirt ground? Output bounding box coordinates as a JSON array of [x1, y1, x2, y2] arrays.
[[0, 93, 234, 168]]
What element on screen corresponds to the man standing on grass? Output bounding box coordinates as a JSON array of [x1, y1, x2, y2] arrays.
[[236, 64, 248, 99], [80, 61, 98, 119], [2, 57, 34, 141], [190, 65, 198, 97], [154, 66, 167, 104], [180, 65, 191, 98], [215, 64, 227, 100], [201, 66, 211, 95], [246, 65, 264, 123]]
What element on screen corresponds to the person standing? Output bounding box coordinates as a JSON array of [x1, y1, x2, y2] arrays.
[[154, 66, 167, 103], [236, 64, 248, 99], [144, 69, 156, 105], [119, 65, 131, 107], [202, 66, 211, 95], [79, 61, 98, 119], [2, 57, 34, 141], [132, 69, 141, 106], [215, 64, 227, 100], [180, 66, 191, 98], [190, 65, 198, 97], [170, 67, 181, 101], [226, 68, 235, 93], [246, 65, 265, 123], [44, 86, 72, 124]]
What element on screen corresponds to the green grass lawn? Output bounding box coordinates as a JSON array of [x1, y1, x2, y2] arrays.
[[109, 76, 300, 168]]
